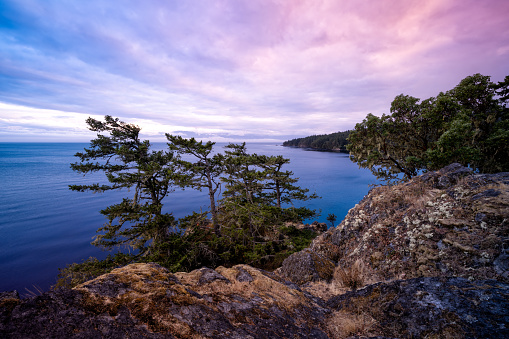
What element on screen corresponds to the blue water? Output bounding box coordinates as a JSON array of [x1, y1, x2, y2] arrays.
[[0, 142, 377, 293]]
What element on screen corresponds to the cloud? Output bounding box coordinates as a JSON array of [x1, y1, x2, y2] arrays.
[[1, 0, 508, 142]]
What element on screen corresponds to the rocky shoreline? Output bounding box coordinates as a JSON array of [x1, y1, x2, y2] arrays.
[[2, 164, 508, 338]]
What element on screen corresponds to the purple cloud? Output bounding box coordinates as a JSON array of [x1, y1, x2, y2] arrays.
[[0, 0, 508, 142]]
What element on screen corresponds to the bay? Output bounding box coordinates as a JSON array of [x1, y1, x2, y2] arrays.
[[0, 142, 377, 293]]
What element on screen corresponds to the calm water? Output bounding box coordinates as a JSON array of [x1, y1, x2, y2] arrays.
[[0, 142, 377, 293]]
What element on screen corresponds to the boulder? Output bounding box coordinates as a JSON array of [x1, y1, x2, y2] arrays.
[[278, 248, 335, 285], [327, 277, 509, 338]]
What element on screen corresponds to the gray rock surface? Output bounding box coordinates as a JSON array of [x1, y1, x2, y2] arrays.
[[2, 268, 508, 338], [283, 163, 509, 285], [328, 277, 509, 339], [1, 263, 330, 338]]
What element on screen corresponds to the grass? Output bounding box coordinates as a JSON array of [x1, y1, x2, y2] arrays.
[[326, 310, 376, 338], [371, 177, 437, 214], [22, 285, 44, 298], [301, 280, 348, 300], [334, 260, 367, 290]]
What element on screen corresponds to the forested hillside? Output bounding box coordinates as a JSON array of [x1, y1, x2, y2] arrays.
[[282, 130, 351, 151]]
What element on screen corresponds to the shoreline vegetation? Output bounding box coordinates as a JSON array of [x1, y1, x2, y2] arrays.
[[57, 118, 321, 288], [285, 73, 509, 184], [58, 72, 508, 288]]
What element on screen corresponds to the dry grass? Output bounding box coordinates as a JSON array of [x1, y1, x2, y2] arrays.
[[216, 265, 309, 309], [23, 285, 45, 298], [326, 310, 376, 338], [301, 280, 348, 300], [334, 260, 367, 290], [371, 178, 436, 213]]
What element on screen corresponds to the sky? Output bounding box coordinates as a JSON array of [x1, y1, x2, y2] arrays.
[[1, 0, 508, 142]]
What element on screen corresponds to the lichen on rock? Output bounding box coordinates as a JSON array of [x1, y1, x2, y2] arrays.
[[283, 164, 509, 285]]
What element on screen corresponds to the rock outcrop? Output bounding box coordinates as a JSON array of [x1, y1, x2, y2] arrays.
[[1, 263, 330, 338], [2, 264, 508, 338], [2, 164, 508, 338], [327, 276, 509, 338], [280, 163, 509, 285]]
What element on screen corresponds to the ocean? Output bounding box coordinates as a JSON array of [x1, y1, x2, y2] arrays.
[[0, 142, 378, 293]]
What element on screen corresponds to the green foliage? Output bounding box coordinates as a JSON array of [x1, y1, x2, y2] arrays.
[[348, 73, 509, 182], [65, 124, 322, 286], [70, 116, 178, 254], [55, 253, 135, 288], [188, 224, 318, 270], [219, 142, 318, 239], [326, 213, 337, 228], [166, 135, 224, 236], [283, 130, 351, 151]]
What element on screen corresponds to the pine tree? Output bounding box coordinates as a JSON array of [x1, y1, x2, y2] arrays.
[[70, 116, 177, 254]]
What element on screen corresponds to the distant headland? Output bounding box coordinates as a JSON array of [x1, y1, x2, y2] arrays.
[[283, 130, 350, 152]]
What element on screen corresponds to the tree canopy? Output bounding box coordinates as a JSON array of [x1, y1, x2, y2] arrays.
[[70, 116, 177, 254], [347, 73, 509, 183], [65, 121, 321, 286], [166, 135, 224, 237]]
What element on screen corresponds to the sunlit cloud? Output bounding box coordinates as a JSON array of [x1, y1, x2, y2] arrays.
[[1, 0, 508, 142]]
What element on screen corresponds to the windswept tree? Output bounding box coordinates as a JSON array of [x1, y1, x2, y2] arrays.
[[219, 143, 318, 239], [218, 143, 265, 238], [221, 143, 265, 205], [62, 129, 322, 284], [70, 116, 177, 254], [348, 73, 509, 182], [258, 154, 318, 209], [166, 135, 224, 236]]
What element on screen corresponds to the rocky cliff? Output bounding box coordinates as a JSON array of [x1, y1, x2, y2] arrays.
[[1, 164, 508, 338], [279, 163, 509, 285]]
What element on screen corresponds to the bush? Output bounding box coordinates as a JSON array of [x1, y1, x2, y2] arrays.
[[55, 252, 135, 288]]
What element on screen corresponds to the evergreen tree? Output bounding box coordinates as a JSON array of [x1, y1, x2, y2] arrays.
[[166, 135, 224, 236], [64, 124, 322, 285], [218, 143, 318, 239], [258, 154, 318, 209], [70, 116, 177, 254]]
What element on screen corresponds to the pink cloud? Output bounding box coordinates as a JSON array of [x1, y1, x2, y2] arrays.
[[1, 0, 508, 141]]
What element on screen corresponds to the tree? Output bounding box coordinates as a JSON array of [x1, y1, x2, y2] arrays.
[[63, 126, 323, 283], [218, 143, 266, 238], [326, 213, 337, 228], [427, 74, 508, 172], [70, 116, 177, 254], [495, 75, 509, 104], [221, 143, 264, 205], [258, 154, 318, 209], [218, 143, 318, 239], [166, 135, 224, 236], [348, 73, 509, 182], [347, 112, 422, 182]]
